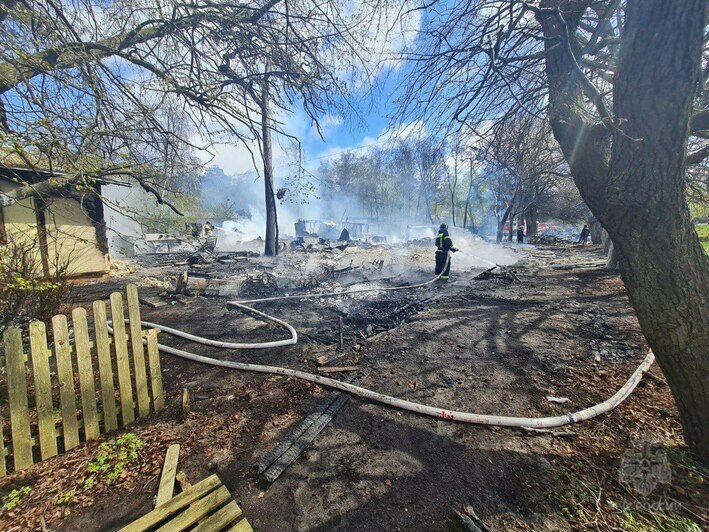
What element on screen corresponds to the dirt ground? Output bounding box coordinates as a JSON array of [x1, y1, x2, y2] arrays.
[[1, 242, 706, 531]]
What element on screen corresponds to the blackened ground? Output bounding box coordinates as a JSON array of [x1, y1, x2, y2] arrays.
[[2, 243, 705, 531]]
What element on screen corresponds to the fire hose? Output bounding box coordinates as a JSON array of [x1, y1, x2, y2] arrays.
[[112, 252, 656, 429]]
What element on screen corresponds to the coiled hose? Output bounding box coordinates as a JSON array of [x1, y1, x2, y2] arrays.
[[116, 252, 656, 429]]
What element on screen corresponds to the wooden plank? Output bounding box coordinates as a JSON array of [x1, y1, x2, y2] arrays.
[[93, 300, 118, 432], [110, 292, 135, 425], [255, 389, 342, 474], [155, 486, 231, 532], [155, 444, 180, 508], [317, 366, 359, 373], [259, 373, 367, 487], [72, 307, 100, 441], [4, 328, 33, 471], [145, 329, 165, 411], [120, 474, 221, 532], [29, 321, 58, 460], [52, 314, 80, 451], [139, 296, 168, 309], [0, 411, 6, 476], [192, 501, 243, 532], [228, 519, 254, 532], [315, 350, 345, 366], [126, 284, 150, 418], [260, 393, 351, 486]]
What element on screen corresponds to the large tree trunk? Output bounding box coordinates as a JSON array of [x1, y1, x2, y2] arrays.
[[463, 158, 474, 229], [605, 241, 619, 270], [526, 206, 538, 237], [601, 229, 611, 255], [449, 153, 458, 226], [496, 204, 512, 243], [588, 216, 602, 245], [507, 214, 515, 241], [540, 0, 709, 461], [261, 74, 278, 257], [607, 0, 709, 461]]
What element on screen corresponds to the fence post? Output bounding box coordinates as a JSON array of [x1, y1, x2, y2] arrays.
[[146, 329, 165, 411], [52, 314, 80, 451], [29, 321, 58, 459], [126, 284, 150, 418], [110, 292, 135, 425], [4, 328, 33, 471], [93, 300, 118, 432], [72, 308, 100, 441]]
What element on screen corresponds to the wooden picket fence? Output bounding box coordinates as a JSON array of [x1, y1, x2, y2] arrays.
[[0, 284, 165, 476]]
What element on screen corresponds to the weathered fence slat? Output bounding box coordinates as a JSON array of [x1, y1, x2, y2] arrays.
[[4, 328, 33, 471], [110, 292, 135, 425], [29, 321, 58, 460], [1, 286, 167, 477], [155, 444, 180, 507], [126, 284, 150, 418], [93, 300, 118, 432], [52, 314, 80, 451], [146, 329, 165, 411], [155, 485, 231, 532], [72, 308, 100, 441]]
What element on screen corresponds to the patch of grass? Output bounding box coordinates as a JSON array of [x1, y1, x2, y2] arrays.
[[548, 456, 705, 531], [84, 433, 143, 489], [619, 509, 702, 532], [2, 486, 32, 513], [695, 224, 709, 254]]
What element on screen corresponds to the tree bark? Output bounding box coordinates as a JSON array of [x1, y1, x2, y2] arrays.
[[588, 216, 602, 245], [606, 0, 709, 461], [261, 73, 278, 257], [462, 158, 474, 229], [601, 229, 611, 255], [540, 0, 709, 462], [496, 204, 512, 243], [605, 241, 619, 270], [526, 206, 538, 237], [507, 214, 515, 241]]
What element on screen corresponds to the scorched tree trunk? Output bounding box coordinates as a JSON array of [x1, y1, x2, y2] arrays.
[[261, 73, 278, 257], [539, 0, 709, 461]]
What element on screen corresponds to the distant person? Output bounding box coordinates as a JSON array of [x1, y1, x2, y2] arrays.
[[578, 224, 590, 244], [204, 221, 214, 237], [435, 223, 458, 280], [338, 227, 350, 241], [517, 227, 524, 243]]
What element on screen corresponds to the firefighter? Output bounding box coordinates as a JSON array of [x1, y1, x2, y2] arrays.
[[435, 223, 458, 280], [204, 221, 215, 237]]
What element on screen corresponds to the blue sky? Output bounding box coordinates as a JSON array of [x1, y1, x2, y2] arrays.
[[197, 5, 424, 178], [200, 65, 419, 178]]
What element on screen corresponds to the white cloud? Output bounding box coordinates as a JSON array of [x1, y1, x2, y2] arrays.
[[301, 120, 426, 172], [194, 106, 310, 181]]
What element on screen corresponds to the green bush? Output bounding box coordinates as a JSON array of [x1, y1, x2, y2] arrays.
[[0, 237, 71, 330]]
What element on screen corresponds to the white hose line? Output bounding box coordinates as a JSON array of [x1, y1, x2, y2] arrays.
[[114, 251, 656, 428], [120, 314, 655, 428], [135, 303, 298, 349], [138, 327, 655, 428]]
